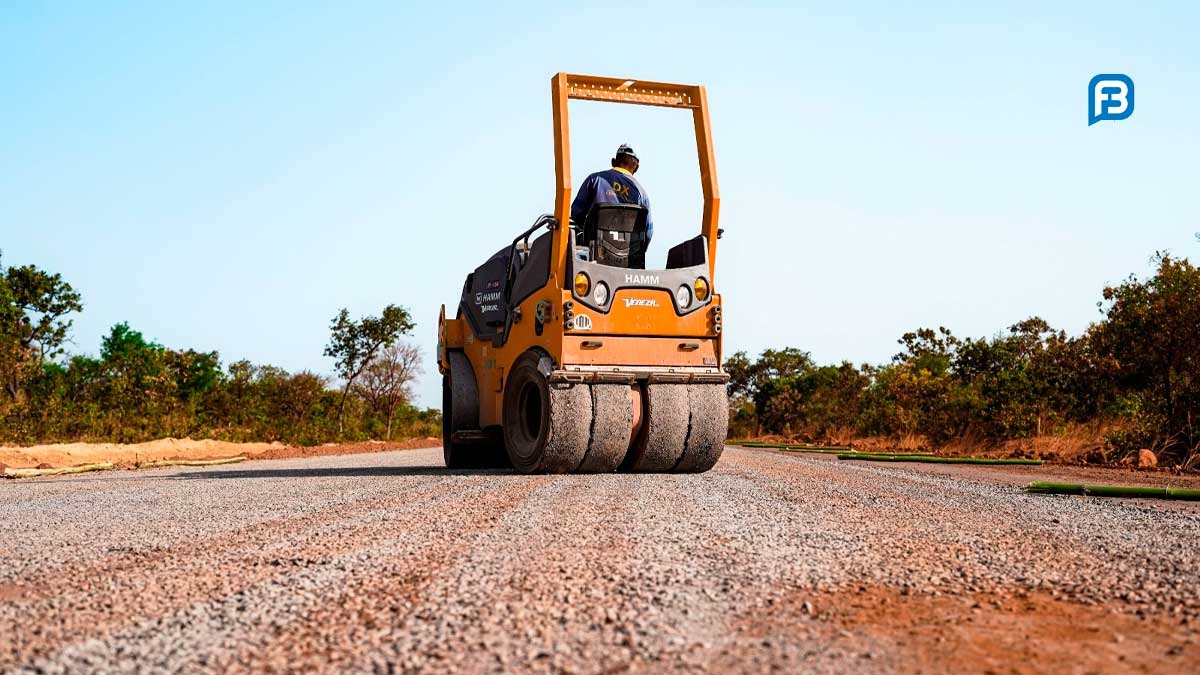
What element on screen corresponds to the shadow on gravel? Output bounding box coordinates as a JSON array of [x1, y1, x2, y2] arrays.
[[173, 466, 512, 480]]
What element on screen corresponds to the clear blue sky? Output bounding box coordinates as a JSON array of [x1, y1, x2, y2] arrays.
[[3, 2, 1197, 408]]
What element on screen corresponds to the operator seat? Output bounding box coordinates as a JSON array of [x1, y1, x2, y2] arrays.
[[581, 203, 649, 270]]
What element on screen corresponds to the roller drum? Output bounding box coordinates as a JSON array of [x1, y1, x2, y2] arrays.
[[542, 382, 592, 472], [578, 384, 633, 472], [626, 383, 689, 472], [674, 383, 728, 473]]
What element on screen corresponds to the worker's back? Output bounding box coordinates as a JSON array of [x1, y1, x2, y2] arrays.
[[571, 167, 654, 240]]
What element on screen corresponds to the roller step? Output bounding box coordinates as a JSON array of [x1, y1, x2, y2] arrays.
[[449, 430, 490, 445]]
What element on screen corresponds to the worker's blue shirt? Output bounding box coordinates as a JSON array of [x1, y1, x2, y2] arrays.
[[570, 167, 653, 241]]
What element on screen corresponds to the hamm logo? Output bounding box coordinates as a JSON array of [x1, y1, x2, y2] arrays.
[[624, 273, 660, 285]]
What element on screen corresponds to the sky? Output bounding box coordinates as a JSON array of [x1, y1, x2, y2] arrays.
[[2, 1, 1198, 409]]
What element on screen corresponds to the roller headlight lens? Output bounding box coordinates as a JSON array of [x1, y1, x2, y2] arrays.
[[676, 285, 692, 308], [593, 282, 609, 305], [694, 277, 710, 301], [574, 272, 590, 296]]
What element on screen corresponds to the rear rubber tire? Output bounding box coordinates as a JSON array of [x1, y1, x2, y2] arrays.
[[502, 351, 591, 474], [443, 352, 485, 469]]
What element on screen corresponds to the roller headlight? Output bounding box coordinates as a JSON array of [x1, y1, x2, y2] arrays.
[[574, 272, 590, 296], [593, 281, 609, 305], [676, 285, 692, 309], [693, 277, 710, 301]]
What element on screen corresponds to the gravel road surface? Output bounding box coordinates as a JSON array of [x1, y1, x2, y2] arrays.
[[2, 447, 1198, 673]]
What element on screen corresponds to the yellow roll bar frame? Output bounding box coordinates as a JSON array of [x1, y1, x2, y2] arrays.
[[550, 73, 720, 288]]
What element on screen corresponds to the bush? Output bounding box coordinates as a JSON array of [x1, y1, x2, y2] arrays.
[[727, 254, 1200, 466]]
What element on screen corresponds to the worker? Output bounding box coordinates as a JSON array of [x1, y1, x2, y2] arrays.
[[570, 143, 653, 243]]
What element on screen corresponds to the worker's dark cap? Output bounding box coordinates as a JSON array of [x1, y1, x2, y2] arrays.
[[615, 144, 639, 161]]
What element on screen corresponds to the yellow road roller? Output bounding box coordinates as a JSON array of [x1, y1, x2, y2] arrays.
[[437, 73, 727, 473]]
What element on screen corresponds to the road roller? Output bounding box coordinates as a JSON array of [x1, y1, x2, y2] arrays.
[[437, 73, 728, 473]]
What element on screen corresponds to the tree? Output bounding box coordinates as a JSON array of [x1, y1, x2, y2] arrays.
[[894, 326, 958, 375], [265, 370, 330, 441], [4, 261, 83, 362], [0, 268, 20, 402], [725, 351, 754, 400], [98, 323, 167, 441], [1094, 254, 1200, 457], [724, 351, 759, 438], [164, 349, 221, 402], [724, 348, 816, 435], [355, 342, 424, 439], [863, 327, 963, 440], [324, 305, 414, 434], [0, 254, 83, 401], [797, 362, 870, 438], [748, 348, 815, 406], [755, 348, 815, 382]]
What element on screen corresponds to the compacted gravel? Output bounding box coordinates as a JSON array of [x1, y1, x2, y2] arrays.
[[1, 447, 1198, 673]]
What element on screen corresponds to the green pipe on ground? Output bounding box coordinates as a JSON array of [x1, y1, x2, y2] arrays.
[[733, 442, 856, 452], [837, 454, 1043, 465], [734, 442, 940, 456], [1025, 481, 1200, 500]]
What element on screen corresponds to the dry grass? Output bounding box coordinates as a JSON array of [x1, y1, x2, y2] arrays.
[[738, 423, 1120, 465], [945, 426, 1108, 463], [840, 434, 931, 454], [1184, 443, 1200, 472], [823, 426, 861, 447]]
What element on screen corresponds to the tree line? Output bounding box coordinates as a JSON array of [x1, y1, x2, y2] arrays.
[[727, 253, 1200, 468], [7, 250, 1197, 464], [0, 253, 438, 445]]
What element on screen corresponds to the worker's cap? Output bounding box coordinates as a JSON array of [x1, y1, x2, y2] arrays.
[[615, 144, 639, 161]]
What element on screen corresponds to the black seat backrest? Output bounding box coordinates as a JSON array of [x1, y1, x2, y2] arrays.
[[509, 231, 552, 308], [666, 234, 708, 269], [583, 203, 648, 269]]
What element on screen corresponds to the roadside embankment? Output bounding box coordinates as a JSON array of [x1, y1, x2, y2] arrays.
[[0, 437, 442, 473]]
